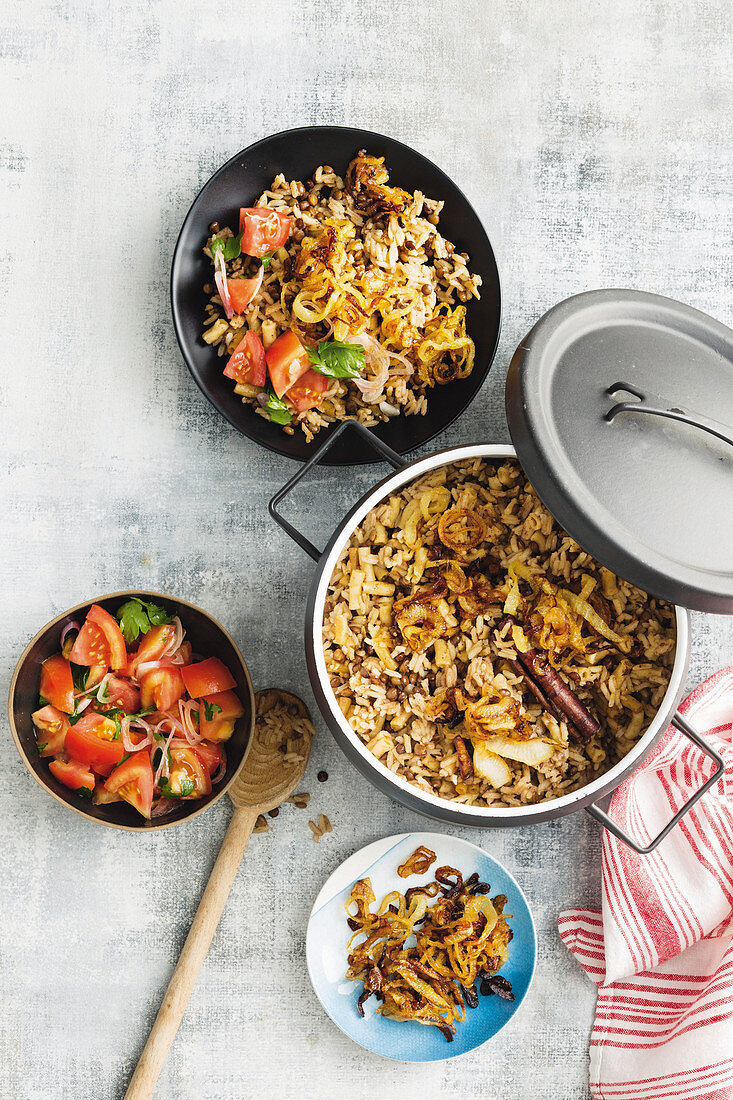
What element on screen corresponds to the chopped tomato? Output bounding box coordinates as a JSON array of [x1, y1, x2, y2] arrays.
[[193, 740, 223, 776], [140, 667, 185, 712], [40, 654, 75, 714], [181, 657, 236, 698], [227, 273, 263, 315], [104, 676, 141, 713], [93, 783, 121, 806], [87, 663, 108, 687], [87, 605, 127, 670], [49, 757, 95, 794], [286, 368, 328, 413], [65, 713, 126, 775], [165, 739, 212, 799], [223, 331, 267, 387], [239, 208, 291, 258], [132, 623, 177, 670], [200, 718, 236, 742], [69, 618, 113, 669], [265, 330, 312, 397], [105, 751, 154, 818], [32, 705, 69, 756], [200, 689, 243, 739]]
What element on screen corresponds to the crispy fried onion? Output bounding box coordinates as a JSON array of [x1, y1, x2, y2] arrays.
[[415, 305, 475, 388], [458, 577, 506, 615], [526, 583, 587, 664], [397, 845, 437, 878], [437, 508, 486, 555], [394, 594, 448, 652], [345, 153, 411, 215], [463, 685, 530, 741], [345, 866, 513, 1040]]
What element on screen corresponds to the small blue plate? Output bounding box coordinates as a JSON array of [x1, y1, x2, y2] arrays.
[[306, 832, 536, 1061]]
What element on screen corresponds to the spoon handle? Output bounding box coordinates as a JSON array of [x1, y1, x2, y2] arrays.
[[124, 804, 260, 1100]]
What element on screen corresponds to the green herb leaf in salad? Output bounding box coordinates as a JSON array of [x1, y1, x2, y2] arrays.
[[307, 339, 365, 379], [260, 250, 276, 270], [160, 777, 194, 799], [264, 382, 293, 425], [38, 695, 49, 708], [76, 786, 93, 800], [37, 742, 48, 754], [116, 598, 174, 645], [210, 230, 243, 263], [203, 700, 222, 721]]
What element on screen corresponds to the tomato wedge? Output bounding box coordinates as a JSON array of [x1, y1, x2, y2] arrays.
[[87, 605, 127, 670], [132, 623, 177, 671], [227, 271, 263, 315], [223, 331, 267, 387], [104, 675, 141, 713], [200, 689, 244, 740], [40, 654, 75, 714], [265, 330, 312, 397], [239, 208, 291, 257], [49, 757, 95, 794], [165, 739, 212, 799], [286, 368, 328, 413], [69, 621, 110, 668], [32, 705, 69, 756], [140, 667, 185, 711], [193, 740, 223, 776], [181, 657, 236, 698], [65, 713, 126, 776], [105, 751, 154, 818]]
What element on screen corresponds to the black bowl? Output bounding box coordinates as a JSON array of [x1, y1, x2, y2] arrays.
[[171, 125, 501, 465], [9, 592, 255, 831]]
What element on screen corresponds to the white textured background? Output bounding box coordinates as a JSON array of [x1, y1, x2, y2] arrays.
[[2, 2, 732, 1097]]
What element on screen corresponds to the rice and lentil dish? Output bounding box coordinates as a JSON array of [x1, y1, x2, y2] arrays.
[[323, 458, 677, 808], [202, 152, 481, 441]]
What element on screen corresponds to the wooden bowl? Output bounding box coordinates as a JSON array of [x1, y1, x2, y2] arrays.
[[8, 591, 255, 831]]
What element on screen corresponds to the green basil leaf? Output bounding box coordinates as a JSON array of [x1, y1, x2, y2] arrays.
[[211, 231, 243, 262], [36, 742, 48, 753], [307, 339, 365, 379]]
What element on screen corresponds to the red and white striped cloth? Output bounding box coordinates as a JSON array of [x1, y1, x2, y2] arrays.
[[559, 667, 733, 1100]]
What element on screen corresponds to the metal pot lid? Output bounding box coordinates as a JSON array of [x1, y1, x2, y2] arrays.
[[505, 289, 733, 614]]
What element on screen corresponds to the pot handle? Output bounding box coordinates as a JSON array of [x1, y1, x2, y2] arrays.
[[269, 421, 407, 561], [585, 711, 725, 854]]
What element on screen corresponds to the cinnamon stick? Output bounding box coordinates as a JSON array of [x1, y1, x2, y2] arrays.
[[499, 616, 600, 742]]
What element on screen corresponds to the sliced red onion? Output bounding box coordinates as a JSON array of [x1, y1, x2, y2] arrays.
[[121, 716, 153, 753], [178, 698, 202, 744], [60, 621, 80, 646], [151, 797, 176, 819], [135, 660, 169, 678], [74, 696, 93, 715], [214, 250, 234, 319], [158, 617, 185, 661], [153, 727, 177, 786], [255, 391, 269, 408], [346, 331, 389, 403]]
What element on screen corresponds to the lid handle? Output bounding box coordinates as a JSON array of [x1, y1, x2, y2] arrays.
[[605, 381, 733, 449]]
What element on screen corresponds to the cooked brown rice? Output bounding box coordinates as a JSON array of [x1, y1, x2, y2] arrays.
[[202, 153, 482, 441], [322, 459, 677, 808]]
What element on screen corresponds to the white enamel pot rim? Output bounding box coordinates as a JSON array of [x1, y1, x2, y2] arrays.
[[274, 434, 717, 843]]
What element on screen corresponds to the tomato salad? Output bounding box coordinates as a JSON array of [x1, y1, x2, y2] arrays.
[[32, 598, 244, 820]]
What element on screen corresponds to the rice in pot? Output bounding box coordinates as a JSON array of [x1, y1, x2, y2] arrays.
[[322, 458, 676, 808]]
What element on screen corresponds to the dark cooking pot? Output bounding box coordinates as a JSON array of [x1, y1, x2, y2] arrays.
[[269, 420, 725, 853]]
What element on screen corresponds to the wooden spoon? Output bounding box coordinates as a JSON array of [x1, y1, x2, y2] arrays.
[[125, 690, 314, 1100]]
